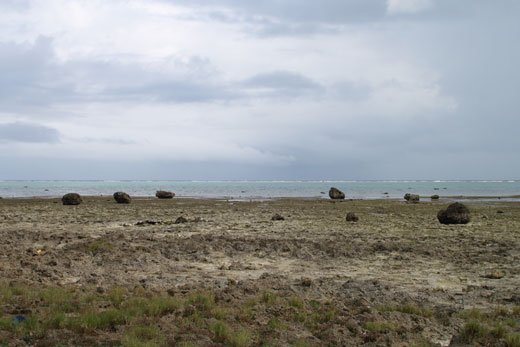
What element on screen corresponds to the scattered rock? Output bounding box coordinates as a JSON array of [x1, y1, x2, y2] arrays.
[[175, 216, 188, 224], [437, 202, 470, 224], [301, 278, 312, 287], [346, 212, 359, 222], [156, 191, 175, 199], [497, 210, 504, 214], [62, 193, 82, 205], [271, 213, 284, 221], [136, 220, 157, 226], [329, 187, 345, 199], [431, 194, 440, 200], [481, 272, 505, 279], [404, 194, 420, 203], [113, 192, 131, 204], [434, 188, 440, 190]]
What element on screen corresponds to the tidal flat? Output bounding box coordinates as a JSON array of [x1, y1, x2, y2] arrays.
[[1, 197, 519, 346]]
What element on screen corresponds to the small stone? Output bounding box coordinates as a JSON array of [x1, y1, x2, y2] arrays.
[[346, 212, 359, 222], [431, 194, 440, 200], [301, 278, 312, 287], [175, 216, 188, 224], [497, 210, 504, 214], [481, 272, 505, 279], [271, 213, 284, 221]]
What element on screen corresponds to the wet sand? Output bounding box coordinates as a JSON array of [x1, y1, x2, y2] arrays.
[[1, 197, 519, 345]]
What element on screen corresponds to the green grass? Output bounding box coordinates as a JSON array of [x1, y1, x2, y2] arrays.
[[460, 320, 488, 343], [121, 325, 164, 347], [229, 329, 251, 347], [187, 291, 215, 311], [88, 237, 114, 253], [506, 333, 520, 347], [363, 321, 395, 332]]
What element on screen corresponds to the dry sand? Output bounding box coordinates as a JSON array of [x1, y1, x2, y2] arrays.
[[1, 197, 519, 345]]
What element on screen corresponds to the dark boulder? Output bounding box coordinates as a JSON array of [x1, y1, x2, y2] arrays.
[[113, 192, 131, 204], [404, 193, 419, 203], [62, 193, 82, 205], [329, 187, 345, 199], [156, 190, 175, 199], [437, 202, 470, 224], [346, 212, 359, 222], [431, 194, 440, 200], [271, 213, 284, 221]]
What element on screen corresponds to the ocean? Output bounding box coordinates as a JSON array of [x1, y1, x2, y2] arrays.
[[1, 180, 519, 200]]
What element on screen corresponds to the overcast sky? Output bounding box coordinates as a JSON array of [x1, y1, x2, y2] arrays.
[[0, 0, 518, 180]]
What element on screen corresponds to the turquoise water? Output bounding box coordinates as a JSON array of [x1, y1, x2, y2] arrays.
[[0, 180, 519, 200]]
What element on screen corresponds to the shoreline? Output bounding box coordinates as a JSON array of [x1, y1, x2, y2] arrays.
[[2, 194, 520, 201]]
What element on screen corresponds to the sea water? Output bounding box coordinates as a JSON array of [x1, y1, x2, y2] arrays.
[[0, 180, 519, 200]]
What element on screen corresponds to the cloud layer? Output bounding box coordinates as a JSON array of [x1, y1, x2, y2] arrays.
[[0, 0, 518, 179]]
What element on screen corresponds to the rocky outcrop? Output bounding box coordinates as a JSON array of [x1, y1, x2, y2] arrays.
[[156, 191, 175, 199], [113, 192, 131, 204], [329, 187, 345, 199], [346, 212, 359, 222], [437, 202, 470, 224], [62, 193, 82, 205]]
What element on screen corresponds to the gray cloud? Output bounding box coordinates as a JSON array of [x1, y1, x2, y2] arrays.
[[0, 38, 327, 110], [0, 122, 60, 143], [242, 71, 324, 98]]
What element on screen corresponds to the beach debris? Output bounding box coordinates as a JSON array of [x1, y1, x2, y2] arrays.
[[346, 212, 359, 222], [156, 190, 175, 199], [62, 193, 82, 205], [437, 202, 470, 224], [36, 249, 43, 255], [113, 192, 131, 204], [481, 272, 505, 279], [329, 187, 345, 199], [175, 216, 188, 224], [431, 194, 440, 200], [271, 213, 285, 221], [13, 315, 26, 326]]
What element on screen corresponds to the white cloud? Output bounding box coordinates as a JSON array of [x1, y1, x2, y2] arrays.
[[386, 0, 433, 15]]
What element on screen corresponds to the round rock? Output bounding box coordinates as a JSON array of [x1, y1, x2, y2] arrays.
[[62, 193, 82, 205], [113, 192, 131, 204], [346, 212, 359, 222], [156, 190, 175, 199], [437, 202, 470, 224]]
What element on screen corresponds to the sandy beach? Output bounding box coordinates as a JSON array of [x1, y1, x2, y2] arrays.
[[1, 196, 519, 346]]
